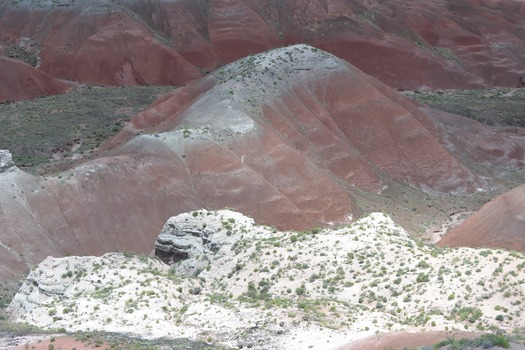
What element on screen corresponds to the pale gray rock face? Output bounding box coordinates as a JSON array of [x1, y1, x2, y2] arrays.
[[154, 220, 214, 267], [154, 209, 243, 275], [0, 150, 15, 173]]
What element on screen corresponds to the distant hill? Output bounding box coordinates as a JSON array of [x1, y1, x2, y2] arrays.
[[2, 0, 525, 102]]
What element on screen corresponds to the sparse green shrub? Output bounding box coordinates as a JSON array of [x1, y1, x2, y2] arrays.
[[416, 273, 429, 283], [417, 260, 430, 268], [295, 284, 306, 296], [453, 307, 483, 323]]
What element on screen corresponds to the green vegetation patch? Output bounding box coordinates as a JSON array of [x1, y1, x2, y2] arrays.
[[434, 333, 511, 349], [1, 41, 38, 67], [0, 85, 173, 174], [75, 332, 230, 350], [409, 88, 525, 127]]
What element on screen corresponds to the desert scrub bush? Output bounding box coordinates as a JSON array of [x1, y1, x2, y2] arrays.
[[239, 281, 271, 304], [417, 260, 431, 269], [295, 284, 306, 296], [416, 273, 430, 283], [61, 270, 73, 278], [452, 307, 483, 323]]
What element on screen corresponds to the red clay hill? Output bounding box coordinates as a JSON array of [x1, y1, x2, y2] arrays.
[[439, 184, 525, 251], [0, 56, 72, 102], [422, 106, 525, 252], [2, 0, 525, 102], [0, 46, 524, 292], [0, 39, 72, 101]]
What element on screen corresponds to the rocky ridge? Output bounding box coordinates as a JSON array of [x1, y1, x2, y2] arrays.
[[7, 210, 525, 349]]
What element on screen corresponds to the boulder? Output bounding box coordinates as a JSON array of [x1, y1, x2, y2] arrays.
[[154, 209, 246, 275], [154, 215, 217, 265]]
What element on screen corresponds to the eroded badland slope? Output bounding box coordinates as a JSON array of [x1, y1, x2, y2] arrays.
[[2, 0, 525, 102], [1, 2, 525, 348], [2, 46, 524, 300]]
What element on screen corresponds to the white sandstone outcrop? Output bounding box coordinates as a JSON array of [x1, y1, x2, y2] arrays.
[[7, 210, 525, 349]]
